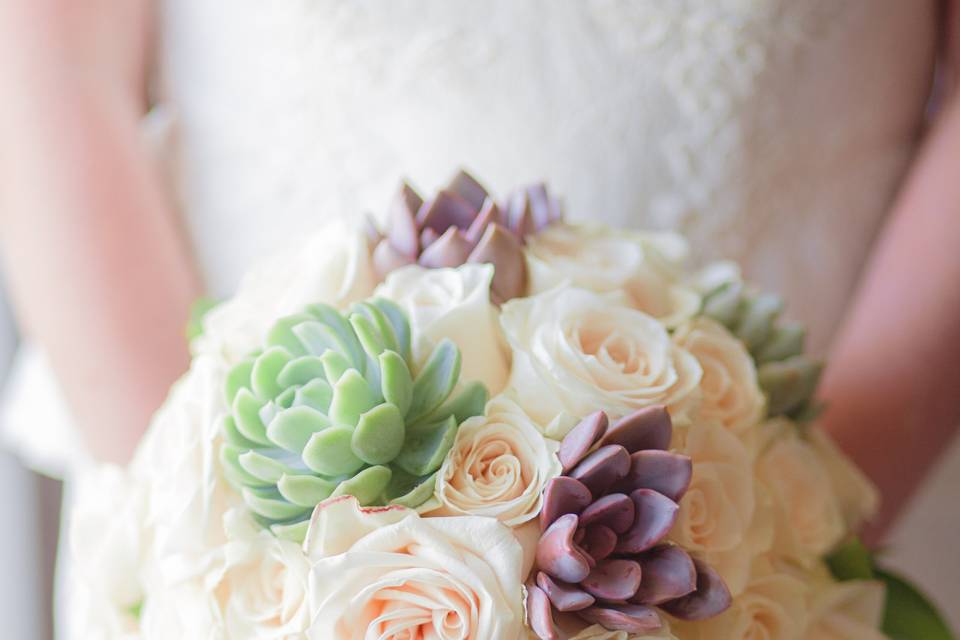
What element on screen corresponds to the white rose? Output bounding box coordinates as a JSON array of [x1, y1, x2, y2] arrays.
[[139, 580, 223, 640], [804, 577, 886, 640], [757, 421, 846, 564], [212, 511, 310, 640], [525, 223, 700, 328], [305, 496, 526, 639], [434, 396, 562, 527], [673, 318, 766, 442], [806, 425, 880, 531], [196, 221, 377, 363], [501, 286, 702, 437], [65, 466, 147, 640], [130, 356, 242, 588], [673, 558, 810, 640], [670, 421, 768, 595], [375, 263, 510, 393]]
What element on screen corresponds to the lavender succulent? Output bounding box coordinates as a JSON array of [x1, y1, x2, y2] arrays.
[[527, 407, 732, 639], [219, 299, 487, 542], [369, 170, 562, 302]]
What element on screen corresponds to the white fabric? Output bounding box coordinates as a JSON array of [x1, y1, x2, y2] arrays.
[[160, 0, 935, 352]]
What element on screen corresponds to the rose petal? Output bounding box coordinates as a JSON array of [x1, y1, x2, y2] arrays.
[[632, 545, 697, 605], [615, 489, 679, 554], [540, 477, 592, 530], [527, 584, 560, 640], [660, 558, 733, 621], [581, 559, 643, 602], [614, 450, 693, 502], [536, 513, 592, 583], [579, 493, 635, 534], [536, 572, 595, 612], [599, 406, 673, 453], [569, 445, 630, 498], [577, 603, 662, 634], [558, 411, 609, 472]]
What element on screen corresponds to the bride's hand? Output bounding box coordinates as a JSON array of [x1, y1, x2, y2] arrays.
[[0, 0, 202, 464]]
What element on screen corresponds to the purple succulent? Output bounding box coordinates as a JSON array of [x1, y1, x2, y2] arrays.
[[369, 171, 562, 303], [527, 406, 732, 639]]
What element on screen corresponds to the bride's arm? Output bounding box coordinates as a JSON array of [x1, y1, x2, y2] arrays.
[[0, 1, 202, 464], [822, 22, 960, 543]]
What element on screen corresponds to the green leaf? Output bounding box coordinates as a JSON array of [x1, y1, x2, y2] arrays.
[[380, 351, 414, 417], [267, 405, 330, 453], [224, 360, 255, 405], [242, 487, 311, 521], [329, 369, 378, 427], [186, 296, 220, 342], [331, 465, 393, 505], [232, 388, 272, 446], [826, 538, 875, 581], [301, 426, 365, 476], [408, 340, 461, 421], [351, 403, 406, 465], [265, 313, 314, 357], [701, 282, 744, 327], [416, 380, 488, 426], [371, 298, 412, 362], [351, 302, 400, 355], [304, 303, 365, 368], [735, 293, 783, 352], [277, 473, 337, 507], [276, 356, 327, 388], [251, 347, 293, 400], [758, 356, 823, 417], [876, 568, 955, 640], [394, 414, 458, 476], [293, 378, 333, 413]]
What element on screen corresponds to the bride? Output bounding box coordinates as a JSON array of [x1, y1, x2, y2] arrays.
[[0, 0, 958, 636]]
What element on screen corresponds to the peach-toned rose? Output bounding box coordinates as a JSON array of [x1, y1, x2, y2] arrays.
[[757, 421, 846, 564], [305, 496, 526, 639], [670, 421, 769, 595], [501, 286, 702, 437], [672, 558, 809, 640], [435, 397, 562, 527], [673, 318, 765, 442], [525, 223, 700, 328], [806, 426, 880, 532], [804, 577, 886, 640]]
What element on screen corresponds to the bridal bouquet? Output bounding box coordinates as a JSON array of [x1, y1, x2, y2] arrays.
[[69, 173, 947, 639]]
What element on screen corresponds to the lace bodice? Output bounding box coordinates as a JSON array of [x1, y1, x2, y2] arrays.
[[159, 0, 935, 350]]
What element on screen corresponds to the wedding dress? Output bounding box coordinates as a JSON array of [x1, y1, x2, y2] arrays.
[[2, 0, 957, 636]]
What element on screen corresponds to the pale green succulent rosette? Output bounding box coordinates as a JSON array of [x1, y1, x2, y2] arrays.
[[219, 298, 488, 542], [701, 280, 823, 421]]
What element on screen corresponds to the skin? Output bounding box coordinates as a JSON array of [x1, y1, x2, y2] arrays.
[[0, 1, 957, 541]]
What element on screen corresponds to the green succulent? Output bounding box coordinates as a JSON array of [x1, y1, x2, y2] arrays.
[[701, 281, 823, 421], [219, 298, 488, 542]]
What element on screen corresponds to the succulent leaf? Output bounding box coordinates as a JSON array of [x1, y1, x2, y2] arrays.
[[220, 301, 484, 542]]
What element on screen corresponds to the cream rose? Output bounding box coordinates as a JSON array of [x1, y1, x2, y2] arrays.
[[196, 221, 377, 363], [500, 286, 702, 437], [66, 466, 147, 640], [213, 511, 310, 640], [804, 578, 886, 640], [673, 558, 809, 640], [375, 263, 510, 393], [757, 421, 846, 564], [673, 317, 765, 442], [807, 425, 880, 531], [305, 496, 526, 639], [435, 396, 561, 527], [130, 355, 243, 588], [670, 421, 768, 595], [139, 580, 222, 640], [525, 224, 701, 328]]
